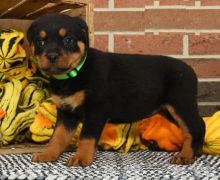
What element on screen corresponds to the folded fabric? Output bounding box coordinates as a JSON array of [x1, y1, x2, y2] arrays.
[[139, 114, 183, 151], [29, 100, 220, 155], [99, 123, 130, 150]]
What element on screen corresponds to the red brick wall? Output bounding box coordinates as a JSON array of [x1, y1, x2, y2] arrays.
[[91, 0, 220, 115]]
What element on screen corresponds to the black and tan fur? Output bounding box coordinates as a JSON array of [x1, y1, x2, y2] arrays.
[[27, 13, 205, 167]]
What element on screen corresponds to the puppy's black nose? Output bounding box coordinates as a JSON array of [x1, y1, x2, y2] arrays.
[[47, 53, 58, 63]]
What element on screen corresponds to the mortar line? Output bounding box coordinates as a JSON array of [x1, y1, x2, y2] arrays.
[[108, 33, 114, 52], [94, 6, 220, 11], [199, 78, 220, 82], [94, 8, 145, 11], [108, 0, 114, 9], [195, 0, 201, 7], [144, 5, 220, 10], [171, 55, 220, 59], [95, 29, 220, 34], [154, 0, 160, 7], [183, 35, 189, 57], [198, 102, 220, 106]]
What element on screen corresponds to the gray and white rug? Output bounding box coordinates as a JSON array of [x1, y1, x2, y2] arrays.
[[0, 151, 220, 179]]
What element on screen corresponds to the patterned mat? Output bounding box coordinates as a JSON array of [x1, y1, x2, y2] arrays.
[[0, 151, 220, 179]]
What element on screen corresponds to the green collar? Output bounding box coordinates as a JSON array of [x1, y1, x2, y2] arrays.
[[53, 52, 87, 80]]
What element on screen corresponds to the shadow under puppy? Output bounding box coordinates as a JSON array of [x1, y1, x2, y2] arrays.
[[27, 13, 205, 167]]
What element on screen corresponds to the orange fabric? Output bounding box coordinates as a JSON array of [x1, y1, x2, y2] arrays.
[[36, 112, 53, 129], [100, 124, 118, 143], [0, 109, 6, 120], [100, 114, 183, 152], [139, 114, 183, 151]]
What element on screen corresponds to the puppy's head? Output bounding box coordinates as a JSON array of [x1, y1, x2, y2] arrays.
[[27, 13, 89, 76]]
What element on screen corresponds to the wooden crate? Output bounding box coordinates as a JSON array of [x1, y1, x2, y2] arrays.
[[0, 0, 94, 155], [0, 0, 94, 57]]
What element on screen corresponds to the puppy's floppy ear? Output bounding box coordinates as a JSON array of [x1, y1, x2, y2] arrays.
[[74, 17, 89, 48], [81, 23, 89, 48], [27, 23, 34, 44]]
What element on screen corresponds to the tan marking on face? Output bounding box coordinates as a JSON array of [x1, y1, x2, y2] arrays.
[[166, 105, 194, 159], [59, 28, 67, 37], [77, 41, 85, 54], [55, 41, 86, 73], [36, 53, 49, 69], [56, 50, 81, 69], [66, 41, 85, 70], [39, 30, 47, 39], [31, 124, 74, 162], [52, 90, 86, 110], [35, 41, 86, 75]]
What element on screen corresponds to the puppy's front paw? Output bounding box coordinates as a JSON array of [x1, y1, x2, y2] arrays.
[[66, 155, 93, 167], [170, 153, 194, 165], [66, 138, 96, 167], [32, 152, 58, 163]]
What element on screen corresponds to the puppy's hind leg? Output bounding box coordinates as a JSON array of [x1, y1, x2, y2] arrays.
[[165, 103, 205, 164], [164, 65, 205, 164]]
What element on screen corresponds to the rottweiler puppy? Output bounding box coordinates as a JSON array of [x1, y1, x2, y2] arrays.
[[27, 13, 205, 167]]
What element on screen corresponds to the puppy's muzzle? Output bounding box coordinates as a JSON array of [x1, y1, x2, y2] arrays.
[[47, 52, 58, 63]]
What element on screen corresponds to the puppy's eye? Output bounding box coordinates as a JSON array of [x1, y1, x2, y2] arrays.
[[63, 35, 75, 47], [37, 39, 45, 47]]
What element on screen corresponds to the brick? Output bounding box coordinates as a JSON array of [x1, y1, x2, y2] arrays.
[[189, 34, 220, 55], [200, 0, 220, 6], [94, 12, 144, 31], [144, 9, 220, 29], [198, 82, 220, 102], [94, 35, 108, 52], [160, 0, 195, 6], [114, 0, 153, 8], [91, 0, 108, 8], [114, 33, 183, 55], [183, 59, 220, 78], [94, 10, 220, 31]]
